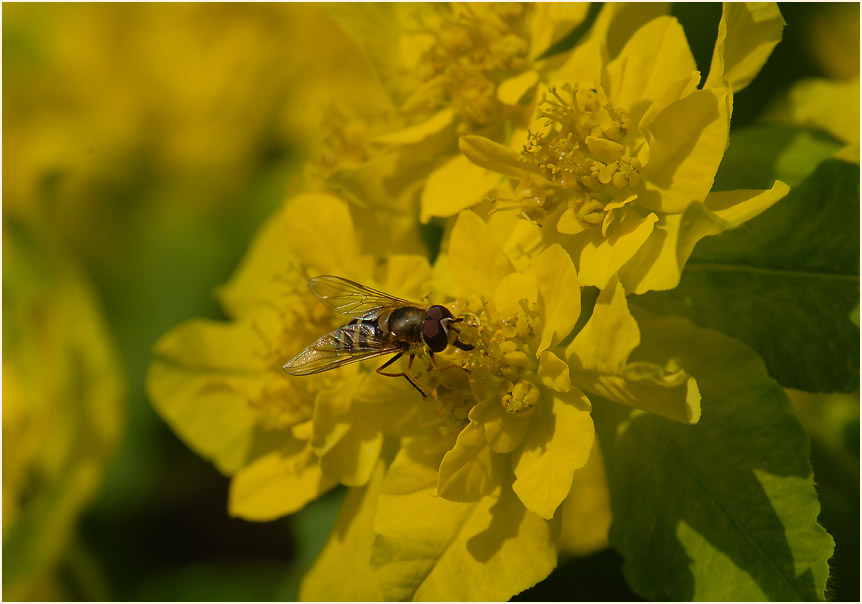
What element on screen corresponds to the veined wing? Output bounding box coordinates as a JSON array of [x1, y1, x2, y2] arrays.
[[308, 275, 414, 319], [283, 320, 403, 375]]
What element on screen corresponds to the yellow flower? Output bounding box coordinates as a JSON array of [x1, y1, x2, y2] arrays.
[[302, 209, 700, 600], [331, 3, 590, 130], [149, 188, 701, 599], [3, 222, 124, 600], [324, 3, 670, 224], [445, 4, 790, 293], [147, 192, 435, 521]]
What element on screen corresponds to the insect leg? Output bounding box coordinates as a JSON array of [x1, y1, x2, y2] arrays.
[[376, 352, 427, 398], [447, 318, 475, 351], [376, 351, 404, 372], [426, 349, 471, 377], [454, 338, 475, 351]]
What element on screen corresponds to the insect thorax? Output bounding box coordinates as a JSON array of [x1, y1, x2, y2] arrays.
[[383, 306, 426, 345]]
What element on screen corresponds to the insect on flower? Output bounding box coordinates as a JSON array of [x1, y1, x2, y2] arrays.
[[283, 276, 474, 397]]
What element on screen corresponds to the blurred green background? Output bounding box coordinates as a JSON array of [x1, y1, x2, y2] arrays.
[[3, 3, 858, 601]]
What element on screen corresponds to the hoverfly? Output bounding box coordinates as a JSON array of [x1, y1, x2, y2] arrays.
[[282, 275, 473, 396]]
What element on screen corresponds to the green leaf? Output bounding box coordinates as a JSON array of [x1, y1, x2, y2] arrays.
[[639, 159, 859, 393], [594, 310, 834, 601]]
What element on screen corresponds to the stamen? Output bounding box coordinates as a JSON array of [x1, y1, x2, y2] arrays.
[[520, 83, 644, 234], [415, 5, 531, 129]]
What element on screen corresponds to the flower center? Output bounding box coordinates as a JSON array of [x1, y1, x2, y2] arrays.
[[417, 4, 529, 129], [519, 84, 644, 230], [248, 262, 342, 429], [430, 296, 543, 425]]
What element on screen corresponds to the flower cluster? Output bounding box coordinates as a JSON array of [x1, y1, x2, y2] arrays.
[[148, 3, 789, 600]]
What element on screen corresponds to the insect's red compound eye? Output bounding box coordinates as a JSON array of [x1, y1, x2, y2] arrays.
[[424, 305, 453, 352]]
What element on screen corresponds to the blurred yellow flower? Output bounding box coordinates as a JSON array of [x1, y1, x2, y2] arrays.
[[3, 223, 124, 601], [767, 77, 861, 164], [803, 2, 859, 81], [442, 4, 790, 293], [3, 3, 395, 267]]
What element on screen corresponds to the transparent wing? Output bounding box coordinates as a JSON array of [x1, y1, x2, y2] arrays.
[[283, 321, 403, 376], [308, 275, 414, 319]]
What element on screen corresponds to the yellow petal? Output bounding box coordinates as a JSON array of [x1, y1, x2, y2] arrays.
[[547, 3, 670, 87], [579, 361, 701, 424], [558, 441, 611, 556], [348, 206, 429, 256], [421, 154, 501, 222], [493, 272, 538, 315], [557, 208, 588, 235], [705, 2, 786, 92], [300, 460, 385, 601], [449, 210, 514, 301], [311, 383, 356, 458], [604, 16, 697, 124], [327, 153, 422, 215], [537, 350, 572, 393], [216, 200, 297, 318], [602, 2, 671, 57], [313, 381, 384, 487], [529, 3, 590, 60], [372, 484, 559, 601], [437, 420, 500, 502], [703, 180, 790, 224], [147, 364, 257, 474], [459, 135, 532, 179], [319, 418, 384, 488], [228, 439, 337, 520], [380, 254, 433, 301], [512, 388, 594, 519], [567, 279, 702, 423], [325, 3, 428, 104], [639, 87, 731, 214], [787, 77, 860, 145], [385, 439, 445, 494], [497, 70, 540, 105], [567, 276, 638, 373], [571, 208, 658, 290], [494, 208, 545, 272], [547, 36, 604, 89], [619, 180, 790, 294], [147, 316, 275, 473], [353, 372, 435, 438], [528, 244, 581, 354], [371, 108, 456, 146], [285, 192, 373, 277], [480, 398, 532, 454], [219, 194, 374, 316]]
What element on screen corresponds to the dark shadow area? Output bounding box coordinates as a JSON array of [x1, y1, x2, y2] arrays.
[[78, 424, 295, 600], [513, 548, 644, 602]]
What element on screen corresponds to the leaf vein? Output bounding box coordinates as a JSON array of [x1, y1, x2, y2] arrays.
[[687, 262, 859, 281], [648, 415, 804, 598]]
